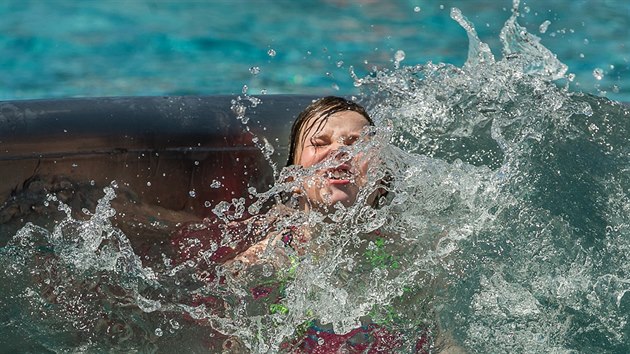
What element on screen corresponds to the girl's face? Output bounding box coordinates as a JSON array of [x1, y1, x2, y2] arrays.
[[294, 110, 371, 210]]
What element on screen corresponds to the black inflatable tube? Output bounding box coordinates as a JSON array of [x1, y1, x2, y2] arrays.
[[3, 95, 626, 218], [0, 95, 318, 215]]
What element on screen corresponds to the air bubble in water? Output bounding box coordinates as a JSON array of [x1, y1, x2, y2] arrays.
[[210, 180, 222, 188], [592, 68, 604, 80], [267, 48, 276, 57], [155, 328, 163, 337], [189, 190, 196, 198], [249, 66, 261, 75], [414, 6, 421, 12]]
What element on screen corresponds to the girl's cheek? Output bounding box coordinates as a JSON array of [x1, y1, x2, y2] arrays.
[[355, 154, 370, 174]]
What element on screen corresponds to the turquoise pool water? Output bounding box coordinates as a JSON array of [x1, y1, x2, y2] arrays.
[[0, 0, 627, 101]]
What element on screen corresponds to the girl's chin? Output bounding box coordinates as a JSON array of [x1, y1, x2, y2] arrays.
[[324, 189, 359, 208]]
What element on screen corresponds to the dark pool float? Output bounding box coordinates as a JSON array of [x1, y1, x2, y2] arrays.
[[0, 95, 318, 217]]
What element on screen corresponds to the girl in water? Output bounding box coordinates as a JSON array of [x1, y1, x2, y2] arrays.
[[221, 96, 465, 353], [225, 96, 382, 269], [175, 96, 460, 353]]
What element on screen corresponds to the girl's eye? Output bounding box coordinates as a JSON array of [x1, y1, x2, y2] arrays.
[[342, 136, 359, 145], [311, 138, 329, 147]]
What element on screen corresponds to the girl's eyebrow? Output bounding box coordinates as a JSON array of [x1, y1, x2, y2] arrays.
[[312, 127, 333, 138]]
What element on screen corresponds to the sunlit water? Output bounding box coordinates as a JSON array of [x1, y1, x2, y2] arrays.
[[2, 2, 630, 353], [0, 0, 627, 101]]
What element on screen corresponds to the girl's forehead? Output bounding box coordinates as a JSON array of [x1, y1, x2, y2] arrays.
[[300, 111, 368, 137]]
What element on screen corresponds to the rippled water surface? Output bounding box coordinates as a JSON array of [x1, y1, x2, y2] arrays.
[[0, 0, 627, 101]]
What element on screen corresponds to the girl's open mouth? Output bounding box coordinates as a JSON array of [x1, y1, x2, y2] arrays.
[[323, 165, 352, 185]]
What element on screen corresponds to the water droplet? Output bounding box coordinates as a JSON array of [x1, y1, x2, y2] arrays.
[[194, 160, 200, 166], [414, 6, 421, 12], [137, 294, 161, 312], [267, 48, 276, 57], [169, 319, 180, 330], [592, 68, 604, 80], [146, 181, 152, 187], [249, 66, 260, 75], [538, 20, 551, 34], [394, 50, 405, 65]]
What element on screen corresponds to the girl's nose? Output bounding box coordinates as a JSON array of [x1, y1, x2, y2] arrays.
[[329, 144, 350, 162]]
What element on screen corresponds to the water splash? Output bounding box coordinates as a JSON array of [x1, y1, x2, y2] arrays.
[[1, 2, 630, 352]]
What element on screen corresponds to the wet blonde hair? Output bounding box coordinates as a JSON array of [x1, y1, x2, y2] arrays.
[[287, 96, 373, 167]]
